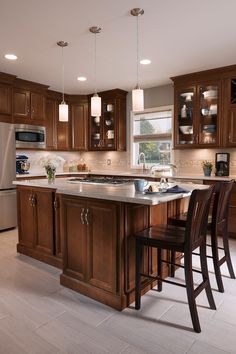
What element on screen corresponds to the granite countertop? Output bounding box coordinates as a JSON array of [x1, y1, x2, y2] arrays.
[[15, 170, 236, 182], [13, 178, 208, 206]]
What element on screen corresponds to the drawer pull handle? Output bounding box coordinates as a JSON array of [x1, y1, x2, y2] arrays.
[[84, 208, 89, 225], [80, 208, 85, 225]]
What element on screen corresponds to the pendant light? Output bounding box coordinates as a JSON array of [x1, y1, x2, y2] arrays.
[[57, 41, 69, 122], [89, 26, 101, 117], [131, 8, 144, 112]]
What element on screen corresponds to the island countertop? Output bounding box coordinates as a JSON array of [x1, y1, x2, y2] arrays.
[[13, 178, 207, 206]]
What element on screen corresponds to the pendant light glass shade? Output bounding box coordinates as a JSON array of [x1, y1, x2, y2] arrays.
[[131, 8, 144, 112], [59, 102, 69, 122], [91, 94, 101, 117], [89, 27, 101, 117], [132, 87, 144, 112], [57, 41, 69, 122]]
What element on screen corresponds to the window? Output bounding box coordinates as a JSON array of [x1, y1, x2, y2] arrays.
[[130, 106, 173, 167]]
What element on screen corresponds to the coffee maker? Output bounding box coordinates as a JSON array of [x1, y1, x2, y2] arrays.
[[215, 153, 230, 176], [16, 155, 30, 174]]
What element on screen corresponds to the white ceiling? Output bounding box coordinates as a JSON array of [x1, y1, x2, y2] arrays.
[[0, 0, 236, 94]]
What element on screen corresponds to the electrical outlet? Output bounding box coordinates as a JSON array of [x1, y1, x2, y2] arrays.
[[107, 158, 111, 166]]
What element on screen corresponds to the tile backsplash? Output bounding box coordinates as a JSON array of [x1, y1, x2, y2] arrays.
[[17, 148, 236, 176]]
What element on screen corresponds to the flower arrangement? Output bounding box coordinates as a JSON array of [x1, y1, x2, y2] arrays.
[[38, 154, 65, 182], [201, 160, 213, 169], [201, 160, 213, 176]]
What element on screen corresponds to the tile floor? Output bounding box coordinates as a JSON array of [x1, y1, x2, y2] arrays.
[[0, 229, 236, 353]]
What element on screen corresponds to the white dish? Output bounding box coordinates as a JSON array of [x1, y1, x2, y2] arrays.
[[180, 92, 194, 101], [179, 126, 193, 134], [203, 90, 217, 99]]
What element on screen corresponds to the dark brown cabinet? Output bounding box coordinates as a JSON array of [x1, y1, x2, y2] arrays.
[[71, 99, 88, 150], [88, 89, 127, 151], [13, 88, 46, 122], [17, 186, 62, 268], [61, 195, 119, 294], [172, 76, 222, 148], [45, 96, 70, 150], [0, 83, 12, 122]]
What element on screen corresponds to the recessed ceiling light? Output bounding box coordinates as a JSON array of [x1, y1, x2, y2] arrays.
[[77, 76, 87, 81], [140, 59, 151, 65], [4, 54, 18, 60]]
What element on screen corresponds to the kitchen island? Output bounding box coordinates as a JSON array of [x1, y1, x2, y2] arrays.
[[14, 178, 205, 310]]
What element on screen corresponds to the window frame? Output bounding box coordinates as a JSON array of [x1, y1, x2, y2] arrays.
[[130, 105, 174, 169]]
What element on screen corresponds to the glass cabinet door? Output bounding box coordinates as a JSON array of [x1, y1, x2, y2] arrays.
[[102, 99, 116, 150], [90, 115, 102, 149], [198, 83, 219, 145], [176, 87, 195, 146]]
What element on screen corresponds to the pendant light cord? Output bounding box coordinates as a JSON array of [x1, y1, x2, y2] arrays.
[[61, 46, 65, 103], [94, 32, 97, 94], [136, 15, 140, 89]]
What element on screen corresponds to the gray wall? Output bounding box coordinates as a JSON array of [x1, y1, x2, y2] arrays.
[[144, 84, 174, 108]]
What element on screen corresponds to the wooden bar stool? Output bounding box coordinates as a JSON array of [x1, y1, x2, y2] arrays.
[[134, 187, 216, 333], [169, 180, 235, 292]]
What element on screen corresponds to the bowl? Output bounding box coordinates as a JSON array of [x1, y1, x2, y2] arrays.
[[203, 90, 217, 99], [179, 126, 193, 134], [209, 104, 217, 115]]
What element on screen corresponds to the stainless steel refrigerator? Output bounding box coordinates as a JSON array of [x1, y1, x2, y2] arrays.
[[0, 122, 17, 230]]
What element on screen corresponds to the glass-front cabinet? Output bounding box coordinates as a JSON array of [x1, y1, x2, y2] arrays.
[[88, 89, 127, 151], [89, 99, 116, 150], [174, 80, 221, 148]]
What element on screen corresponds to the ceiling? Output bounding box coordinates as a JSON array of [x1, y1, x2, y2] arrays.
[[0, 0, 236, 94]]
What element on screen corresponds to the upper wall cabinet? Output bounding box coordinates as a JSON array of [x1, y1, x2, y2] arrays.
[[172, 65, 236, 149], [69, 96, 88, 151], [88, 89, 127, 151], [0, 72, 16, 123], [45, 94, 70, 151], [13, 79, 49, 124]]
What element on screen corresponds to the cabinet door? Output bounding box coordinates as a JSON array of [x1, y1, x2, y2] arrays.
[[45, 98, 57, 149], [174, 86, 196, 147], [34, 189, 54, 255], [226, 108, 236, 146], [61, 197, 87, 281], [197, 81, 221, 147], [17, 188, 34, 248], [13, 88, 30, 118], [31, 92, 45, 120], [102, 99, 116, 150], [86, 200, 119, 293], [71, 102, 88, 150], [0, 83, 12, 121], [54, 195, 62, 258]]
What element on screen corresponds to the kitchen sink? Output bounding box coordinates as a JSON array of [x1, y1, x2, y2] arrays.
[[67, 177, 134, 185]]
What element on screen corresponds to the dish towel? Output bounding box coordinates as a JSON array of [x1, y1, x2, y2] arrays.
[[165, 185, 189, 193]]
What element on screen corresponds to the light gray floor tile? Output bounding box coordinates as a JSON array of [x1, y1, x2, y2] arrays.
[[187, 340, 230, 354]]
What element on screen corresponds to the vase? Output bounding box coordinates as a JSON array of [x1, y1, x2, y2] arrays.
[[203, 167, 212, 177], [45, 166, 56, 183]]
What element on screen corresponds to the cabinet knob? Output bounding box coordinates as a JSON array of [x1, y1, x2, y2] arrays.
[[84, 208, 89, 225], [80, 208, 85, 225]]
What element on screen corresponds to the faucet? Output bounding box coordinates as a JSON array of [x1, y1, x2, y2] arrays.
[[138, 152, 147, 172]]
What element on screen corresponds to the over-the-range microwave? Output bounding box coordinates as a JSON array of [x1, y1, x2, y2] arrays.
[[15, 124, 46, 149]]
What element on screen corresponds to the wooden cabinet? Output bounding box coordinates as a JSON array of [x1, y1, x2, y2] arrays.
[[61, 195, 120, 295], [172, 74, 222, 148], [45, 96, 70, 150], [70, 98, 88, 150], [0, 83, 12, 122], [17, 186, 62, 268], [13, 89, 45, 122], [88, 89, 127, 151]]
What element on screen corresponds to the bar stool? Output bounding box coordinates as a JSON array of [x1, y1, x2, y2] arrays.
[[134, 187, 216, 333], [169, 180, 235, 292]]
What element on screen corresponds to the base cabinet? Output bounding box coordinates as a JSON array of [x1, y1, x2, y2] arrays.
[[17, 186, 62, 268], [61, 196, 120, 297]]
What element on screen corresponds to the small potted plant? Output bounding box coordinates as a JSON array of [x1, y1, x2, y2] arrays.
[[201, 160, 213, 177]]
